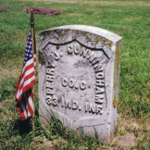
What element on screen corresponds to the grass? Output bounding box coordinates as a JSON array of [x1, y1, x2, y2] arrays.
[[0, 0, 150, 149]]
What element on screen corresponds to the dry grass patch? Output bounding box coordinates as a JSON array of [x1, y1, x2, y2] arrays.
[[0, 58, 23, 81], [62, 13, 82, 17], [0, 68, 21, 80], [125, 16, 144, 22], [114, 114, 138, 147], [31, 136, 53, 150], [113, 114, 150, 149]]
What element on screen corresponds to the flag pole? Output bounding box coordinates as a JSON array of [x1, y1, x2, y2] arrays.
[[30, 9, 35, 131]]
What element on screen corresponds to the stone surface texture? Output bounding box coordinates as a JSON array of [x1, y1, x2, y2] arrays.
[[26, 7, 61, 15], [38, 25, 122, 143]]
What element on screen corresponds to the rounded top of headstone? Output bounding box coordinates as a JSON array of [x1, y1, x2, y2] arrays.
[[39, 25, 122, 43]]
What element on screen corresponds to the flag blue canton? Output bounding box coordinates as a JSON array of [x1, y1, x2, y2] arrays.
[[23, 32, 33, 66]]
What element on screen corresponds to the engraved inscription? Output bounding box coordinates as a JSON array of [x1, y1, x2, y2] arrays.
[[62, 78, 86, 90], [45, 42, 106, 115], [46, 67, 55, 105]]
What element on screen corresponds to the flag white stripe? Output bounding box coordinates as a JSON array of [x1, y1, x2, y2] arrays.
[[23, 75, 35, 88], [26, 104, 31, 118], [16, 75, 35, 99], [16, 69, 35, 99], [20, 63, 35, 86], [16, 88, 23, 99], [28, 95, 34, 111], [20, 67, 35, 86], [21, 59, 33, 74]]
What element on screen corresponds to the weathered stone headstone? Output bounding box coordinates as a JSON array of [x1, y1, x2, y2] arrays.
[[38, 25, 122, 142]]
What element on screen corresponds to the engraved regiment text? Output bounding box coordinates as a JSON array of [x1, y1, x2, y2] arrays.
[[45, 43, 105, 115]]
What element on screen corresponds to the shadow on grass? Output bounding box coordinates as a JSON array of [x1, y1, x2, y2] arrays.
[[13, 117, 32, 135]]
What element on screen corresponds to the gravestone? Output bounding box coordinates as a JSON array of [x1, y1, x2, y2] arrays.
[[38, 25, 122, 142]]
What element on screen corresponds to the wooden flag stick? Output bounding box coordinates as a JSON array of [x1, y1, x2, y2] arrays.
[[30, 9, 35, 131]]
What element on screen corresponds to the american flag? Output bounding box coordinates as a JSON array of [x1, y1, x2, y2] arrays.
[[15, 31, 36, 120]]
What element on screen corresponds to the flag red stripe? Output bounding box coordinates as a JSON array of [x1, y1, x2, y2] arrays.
[[28, 93, 34, 115], [16, 93, 34, 121], [20, 62, 35, 84], [16, 80, 35, 102], [16, 60, 34, 91], [18, 70, 35, 93], [15, 31, 36, 120], [16, 61, 35, 101], [16, 77, 35, 101], [16, 105, 26, 120]]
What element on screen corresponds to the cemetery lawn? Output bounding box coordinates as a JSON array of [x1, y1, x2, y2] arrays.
[[0, 0, 150, 149]]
